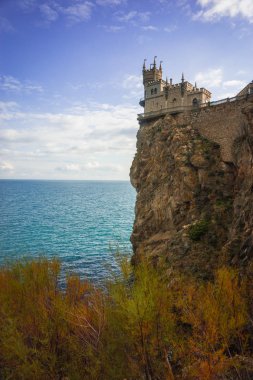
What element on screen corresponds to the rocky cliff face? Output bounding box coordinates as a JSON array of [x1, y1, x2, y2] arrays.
[[130, 98, 253, 278]]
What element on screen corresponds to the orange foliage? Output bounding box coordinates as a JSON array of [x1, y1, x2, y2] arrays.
[[0, 259, 105, 379], [0, 258, 252, 380]]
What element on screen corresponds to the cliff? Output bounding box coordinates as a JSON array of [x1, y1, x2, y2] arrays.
[[130, 97, 253, 278]]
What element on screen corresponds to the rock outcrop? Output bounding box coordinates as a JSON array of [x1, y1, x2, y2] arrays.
[[130, 97, 253, 278]]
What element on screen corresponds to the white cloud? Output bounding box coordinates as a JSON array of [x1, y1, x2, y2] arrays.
[[117, 11, 150, 24], [164, 25, 177, 33], [122, 75, 142, 90], [122, 74, 143, 99], [223, 79, 246, 88], [61, 1, 93, 23], [101, 25, 125, 32], [96, 0, 126, 5], [57, 161, 121, 172], [195, 0, 253, 23], [194, 67, 247, 99], [39, 4, 59, 22], [20, 0, 94, 25], [0, 102, 139, 179], [0, 76, 43, 93], [0, 161, 14, 171], [195, 68, 223, 88], [58, 163, 81, 172], [0, 101, 18, 113], [142, 25, 158, 31]]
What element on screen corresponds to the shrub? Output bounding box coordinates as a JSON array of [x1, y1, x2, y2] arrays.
[[0, 259, 105, 380], [188, 220, 209, 241], [0, 258, 251, 379]]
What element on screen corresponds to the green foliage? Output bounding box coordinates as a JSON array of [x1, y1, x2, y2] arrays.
[[188, 220, 209, 241], [215, 197, 233, 210], [103, 257, 175, 379]]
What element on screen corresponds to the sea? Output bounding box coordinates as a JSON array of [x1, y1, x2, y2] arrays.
[[0, 180, 136, 283]]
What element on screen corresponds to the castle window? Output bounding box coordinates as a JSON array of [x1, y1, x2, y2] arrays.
[[154, 88, 157, 94], [151, 89, 154, 95], [192, 98, 199, 106], [173, 98, 177, 103]]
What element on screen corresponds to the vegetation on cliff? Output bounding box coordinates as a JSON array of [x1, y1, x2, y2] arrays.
[[0, 258, 252, 379]]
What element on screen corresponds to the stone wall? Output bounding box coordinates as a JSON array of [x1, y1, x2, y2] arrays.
[[176, 97, 249, 162], [144, 82, 211, 114]]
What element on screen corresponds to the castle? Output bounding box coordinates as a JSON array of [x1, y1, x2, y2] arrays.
[[140, 57, 212, 114], [138, 58, 253, 163]]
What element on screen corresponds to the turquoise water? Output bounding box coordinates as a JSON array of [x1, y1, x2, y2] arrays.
[[0, 180, 136, 282]]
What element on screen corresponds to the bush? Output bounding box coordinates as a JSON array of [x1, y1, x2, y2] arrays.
[[0, 259, 105, 380], [188, 220, 209, 241], [0, 258, 252, 379]]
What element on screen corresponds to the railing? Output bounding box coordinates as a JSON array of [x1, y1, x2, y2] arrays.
[[138, 92, 253, 120]]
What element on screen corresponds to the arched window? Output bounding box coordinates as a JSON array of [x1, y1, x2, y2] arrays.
[[192, 98, 199, 106], [173, 98, 177, 103], [151, 89, 154, 95], [154, 88, 157, 94]]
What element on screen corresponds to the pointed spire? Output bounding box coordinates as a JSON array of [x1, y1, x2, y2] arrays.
[[181, 73, 185, 97], [166, 76, 168, 85], [153, 56, 157, 68], [159, 60, 163, 71], [143, 58, 147, 71]]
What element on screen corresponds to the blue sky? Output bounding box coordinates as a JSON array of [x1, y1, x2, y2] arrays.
[[0, 0, 253, 180]]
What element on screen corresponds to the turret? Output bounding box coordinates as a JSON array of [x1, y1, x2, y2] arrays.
[[142, 56, 163, 85]]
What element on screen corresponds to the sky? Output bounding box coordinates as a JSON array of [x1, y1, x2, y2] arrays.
[[0, 0, 253, 180]]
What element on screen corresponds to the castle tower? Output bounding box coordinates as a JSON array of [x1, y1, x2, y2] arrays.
[[142, 56, 163, 85]]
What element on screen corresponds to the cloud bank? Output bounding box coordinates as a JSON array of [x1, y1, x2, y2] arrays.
[[195, 0, 253, 23], [0, 102, 139, 179]]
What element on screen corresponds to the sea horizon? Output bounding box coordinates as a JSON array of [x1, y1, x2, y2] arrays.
[[0, 179, 131, 182]]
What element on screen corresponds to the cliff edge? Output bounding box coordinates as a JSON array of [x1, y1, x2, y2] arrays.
[[130, 97, 253, 277]]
